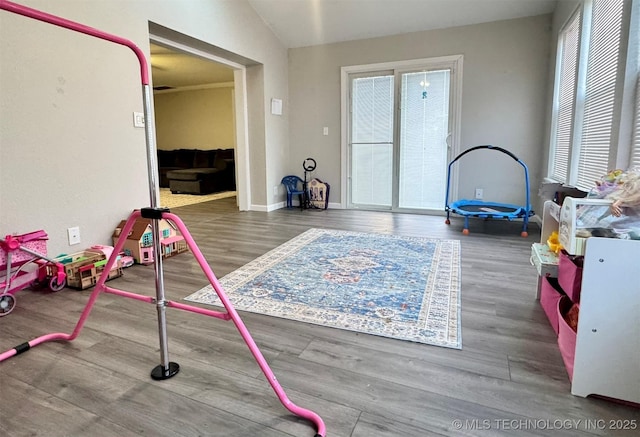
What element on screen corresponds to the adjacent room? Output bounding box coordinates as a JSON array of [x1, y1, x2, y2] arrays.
[[0, 0, 638, 436]]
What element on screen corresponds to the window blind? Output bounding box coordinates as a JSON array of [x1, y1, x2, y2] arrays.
[[350, 75, 394, 206], [550, 10, 582, 183], [631, 72, 640, 169], [576, 0, 625, 190]]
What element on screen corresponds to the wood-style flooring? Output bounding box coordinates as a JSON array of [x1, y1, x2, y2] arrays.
[[1, 198, 638, 436]]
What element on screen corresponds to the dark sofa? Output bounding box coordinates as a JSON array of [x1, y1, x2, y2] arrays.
[[157, 148, 235, 195]]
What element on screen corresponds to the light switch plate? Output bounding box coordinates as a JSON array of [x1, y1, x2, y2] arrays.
[[133, 112, 145, 128]]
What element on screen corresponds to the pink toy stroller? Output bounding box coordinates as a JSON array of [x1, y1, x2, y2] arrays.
[[0, 230, 67, 316]]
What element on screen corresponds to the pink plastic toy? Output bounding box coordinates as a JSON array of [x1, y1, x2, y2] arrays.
[[0, 230, 67, 316]]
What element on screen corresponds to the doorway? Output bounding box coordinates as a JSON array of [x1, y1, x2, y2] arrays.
[[149, 26, 252, 211], [342, 56, 462, 213]]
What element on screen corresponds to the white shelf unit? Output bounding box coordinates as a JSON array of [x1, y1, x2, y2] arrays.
[[534, 200, 640, 404], [571, 237, 640, 403]]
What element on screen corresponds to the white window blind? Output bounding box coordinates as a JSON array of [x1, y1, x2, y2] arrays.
[[350, 75, 394, 206], [632, 72, 640, 169], [576, 0, 625, 190], [550, 10, 582, 183]]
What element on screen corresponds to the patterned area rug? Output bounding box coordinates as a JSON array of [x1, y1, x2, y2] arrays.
[[159, 188, 236, 209], [185, 228, 462, 349]]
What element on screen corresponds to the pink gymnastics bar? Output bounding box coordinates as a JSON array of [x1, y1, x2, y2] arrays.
[[0, 2, 325, 436]]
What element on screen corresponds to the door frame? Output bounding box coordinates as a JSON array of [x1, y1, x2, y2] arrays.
[[340, 55, 463, 212]]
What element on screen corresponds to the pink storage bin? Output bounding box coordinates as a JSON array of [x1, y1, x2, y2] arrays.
[[558, 250, 583, 303], [540, 276, 565, 335], [557, 295, 578, 381]]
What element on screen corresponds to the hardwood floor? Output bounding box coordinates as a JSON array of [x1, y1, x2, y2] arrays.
[[1, 198, 637, 436]]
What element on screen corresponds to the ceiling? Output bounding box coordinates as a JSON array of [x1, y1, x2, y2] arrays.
[[247, 0, 558, 48], [150, 0, 558, 88], [150, 43, 234, 89]]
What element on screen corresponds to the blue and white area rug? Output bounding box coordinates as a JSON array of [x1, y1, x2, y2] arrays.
[[185, 228, 462, 349]]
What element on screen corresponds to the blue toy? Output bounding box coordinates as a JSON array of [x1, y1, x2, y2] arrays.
[[445, 145, 533, 237]]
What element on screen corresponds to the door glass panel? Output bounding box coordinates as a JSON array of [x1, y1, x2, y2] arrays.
[[350, 75, 394, 207], [398, 70, 450, 210]]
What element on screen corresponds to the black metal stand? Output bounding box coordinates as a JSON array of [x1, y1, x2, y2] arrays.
[[301, 158, 316, 210]]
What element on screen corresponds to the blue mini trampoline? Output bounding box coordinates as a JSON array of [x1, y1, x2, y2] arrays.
[[444, 145, 533, 237]]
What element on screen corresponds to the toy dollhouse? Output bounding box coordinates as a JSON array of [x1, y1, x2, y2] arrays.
[[112, 217, 187, 265], [308, 178, 330, 209]]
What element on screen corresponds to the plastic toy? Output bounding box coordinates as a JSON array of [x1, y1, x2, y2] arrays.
[[55, 245, 124, 290], [445, 145, 533, 237], [547, 230, 562, 253], [112, 217, 187, 264], [0, 230, 67, 316], [604, 170, 640, 217]]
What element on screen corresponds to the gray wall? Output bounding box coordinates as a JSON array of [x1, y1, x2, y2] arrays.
[[289, 14, 552, 210], [0, 0, 287, 254]]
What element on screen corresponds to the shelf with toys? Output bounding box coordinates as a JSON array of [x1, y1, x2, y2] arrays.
[[533, 169, 640, 404]]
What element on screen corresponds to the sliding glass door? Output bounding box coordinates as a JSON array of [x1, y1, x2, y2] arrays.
[[348, 59, 458, 212]]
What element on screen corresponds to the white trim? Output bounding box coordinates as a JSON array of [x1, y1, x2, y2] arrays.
[[340, 55, 463, 212], [570, 2, 591, 186], [151, 35, 245, 70], [340, 69, 349, 209], [153, 82, 235, 94], [264, 201, 345, 211], [616, 0, 640, 168], [547, 4, 583, 181], [233, 69, 251, 211]]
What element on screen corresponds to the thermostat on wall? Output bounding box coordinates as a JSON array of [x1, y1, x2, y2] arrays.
[[271, 98, 282, 115]]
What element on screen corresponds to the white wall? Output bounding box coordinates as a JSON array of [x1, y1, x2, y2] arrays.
[[0, 0, 287, 254], [289, 14, 552, 210], [154, 86, 235, 151]]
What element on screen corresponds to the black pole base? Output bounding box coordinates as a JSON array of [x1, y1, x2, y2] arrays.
[[150, 362, 180, 380]]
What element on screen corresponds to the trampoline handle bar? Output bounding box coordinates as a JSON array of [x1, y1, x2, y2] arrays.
[[450, 145, 520, 164], [444, 145, 531, 215], [0, 0, 149, 85]]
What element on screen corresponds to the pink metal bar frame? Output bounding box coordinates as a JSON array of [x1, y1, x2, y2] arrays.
[[0, 1, 325, 435]]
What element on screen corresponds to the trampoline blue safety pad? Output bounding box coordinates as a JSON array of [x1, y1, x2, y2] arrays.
[[448, 199, 529, 219]]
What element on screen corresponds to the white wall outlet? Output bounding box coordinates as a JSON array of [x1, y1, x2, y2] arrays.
[[475, 188, 484, 200], [273, 185, 278, 196], [67, 226, 81, 245], [323, 127, 329, 136], [133, 112, 145, 128]]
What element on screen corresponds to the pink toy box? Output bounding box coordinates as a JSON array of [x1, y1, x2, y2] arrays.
[[557, 295, 578, 381], [558, 249, 583, 303], [540, 276, 566, 335]]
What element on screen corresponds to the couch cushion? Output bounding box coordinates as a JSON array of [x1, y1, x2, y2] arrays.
[[213, 155, 228, 170], [216, 148, 235, 160], [193, 149, 216, 168], [172, 149, 195, 168], [166, 168, 221, 181], [157, 149, 174, 167]]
